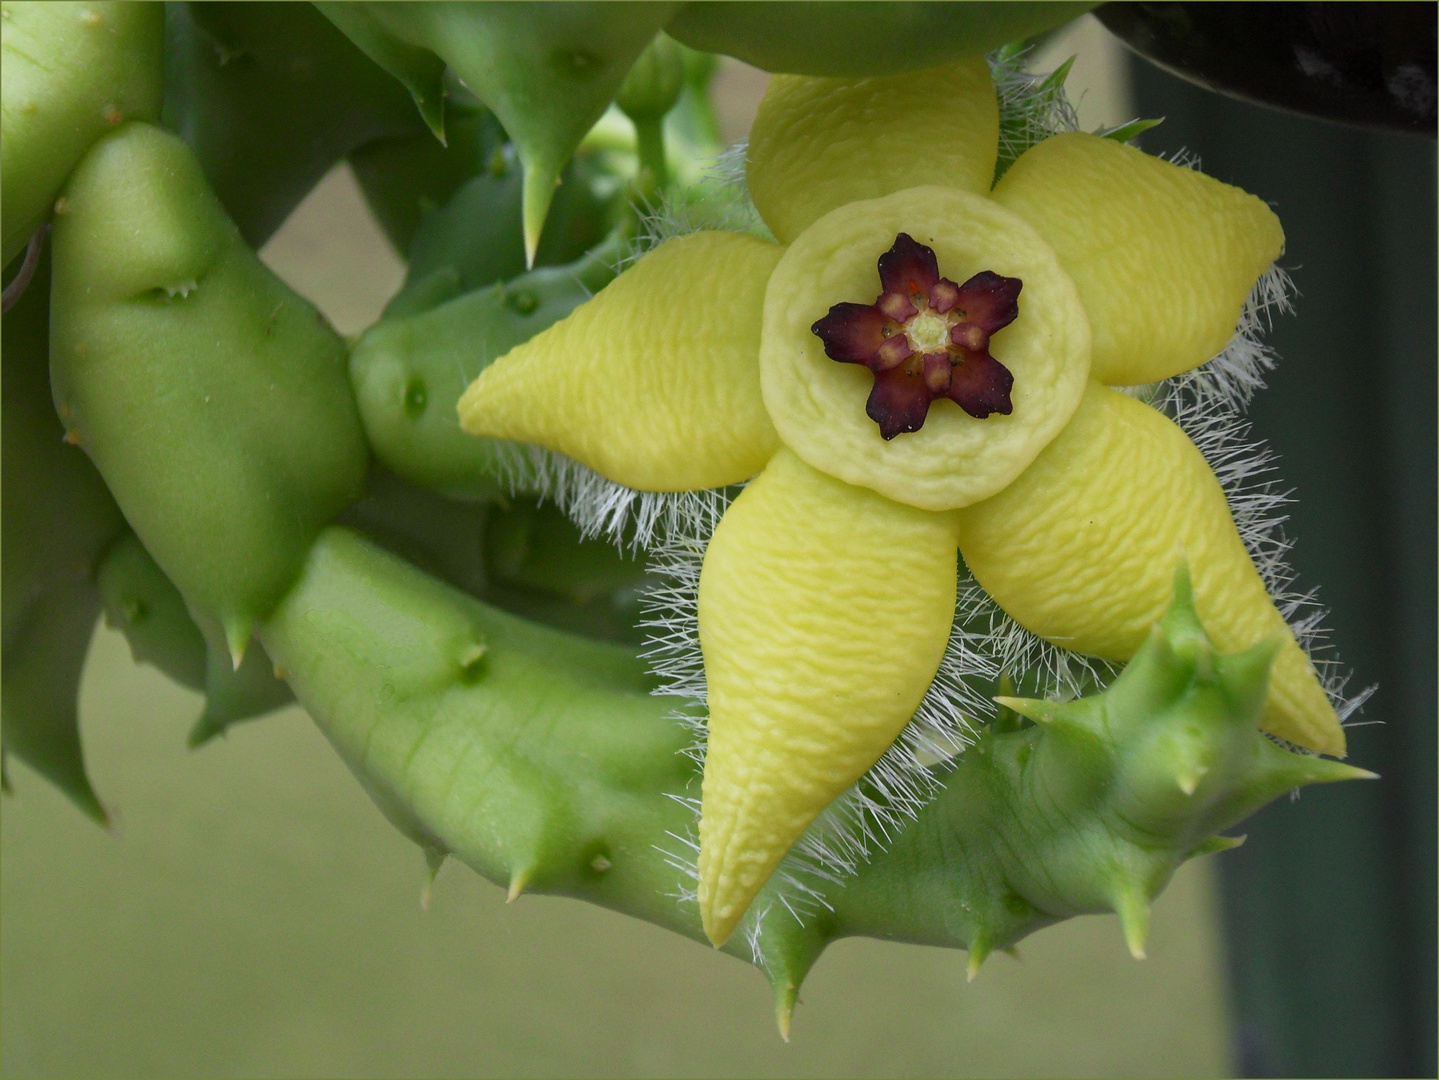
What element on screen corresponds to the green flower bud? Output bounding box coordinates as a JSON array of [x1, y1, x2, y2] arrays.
[[615, 33, 685, 122]]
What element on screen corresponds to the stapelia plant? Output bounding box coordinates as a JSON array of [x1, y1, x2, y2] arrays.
[[2, 0, 1373, 1040], [458, 56, 1348, 945]]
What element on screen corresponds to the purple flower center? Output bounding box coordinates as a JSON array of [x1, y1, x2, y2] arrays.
[[811, 233, 1021, 440]]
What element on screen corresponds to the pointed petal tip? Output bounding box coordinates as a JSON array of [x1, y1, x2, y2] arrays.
[[699, 849, 770, 950], [703, 916, 736, 949]]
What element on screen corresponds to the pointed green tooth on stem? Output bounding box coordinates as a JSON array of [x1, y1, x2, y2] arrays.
[[1189, 834, 1246, 859], [521, 165, 560, 270], [321, 4, 675, 267], [313, 2, 447, 140], [0, 581, 111, 826], [1111, 882, 1151, 960], [1168, 558, 1196, 612], [506, 865, 534, 904], [1175, 765, 1207, 797], [966, 933, 992, 982], [1163, 733, 1211, 796], [1216, 635, 1283, 720], [1299, 759, 1380, 784], [420, 844, 447, 911], [774, 982, 799, 1042], [456, 638, 488, 683], [224, 616, 252, 670], [1255, 740, 1380, 796], [187, 711, 227, 749], [992, 696, 1057, 726]]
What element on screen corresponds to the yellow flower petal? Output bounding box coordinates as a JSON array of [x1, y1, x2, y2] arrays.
[[458, 232, 783, 492], [746, 58, 998, 245], [956, 382, 1344, 756], [991, 133, 1284, 386], [696, 449, 960, 945], [761, 185, 1090, 511]]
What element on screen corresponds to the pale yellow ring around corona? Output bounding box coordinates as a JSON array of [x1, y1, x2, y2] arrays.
[[759, 185, 1092, 511]]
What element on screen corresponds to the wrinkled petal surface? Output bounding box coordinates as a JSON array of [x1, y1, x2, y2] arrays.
[[459, 232, 783, 491], [763, 186, 1090, 511], [747, 58, 998, 244], [697, 449, 960, 945], [992, 133, 1283, 386], [956, 382, 1344, 756]]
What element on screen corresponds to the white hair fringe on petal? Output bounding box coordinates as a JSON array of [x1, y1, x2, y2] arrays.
[[1140, 265, 1376, 739], [485, 50, 1370, 939]]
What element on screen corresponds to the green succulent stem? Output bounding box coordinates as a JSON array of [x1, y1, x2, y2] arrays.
[[632, 115, 670, 193], [260, 531, 1371, 1037]]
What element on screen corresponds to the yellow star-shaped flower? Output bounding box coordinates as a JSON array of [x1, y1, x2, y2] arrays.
[[458, 58, 1343, 947]]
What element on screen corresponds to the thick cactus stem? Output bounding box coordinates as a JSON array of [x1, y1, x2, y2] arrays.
[[260, 542, 1372, 1037], [49, 122, 368, 653]]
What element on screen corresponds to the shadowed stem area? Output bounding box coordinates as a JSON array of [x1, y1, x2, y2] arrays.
[[258, 527, 1370, 1038]]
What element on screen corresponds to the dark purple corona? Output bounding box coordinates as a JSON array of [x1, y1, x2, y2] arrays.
[[811, 233, 1021, 440]]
